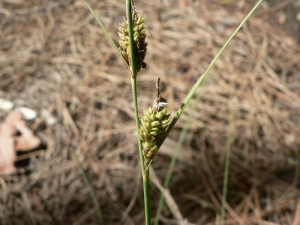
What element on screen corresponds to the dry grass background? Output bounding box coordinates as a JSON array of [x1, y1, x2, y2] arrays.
[[1, 0, 300, 224]]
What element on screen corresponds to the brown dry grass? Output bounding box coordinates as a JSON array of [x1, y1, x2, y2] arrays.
[[0, 0, 300, 224]]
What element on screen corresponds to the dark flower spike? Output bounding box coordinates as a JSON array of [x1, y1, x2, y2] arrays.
[[118, 5, 147, 72]]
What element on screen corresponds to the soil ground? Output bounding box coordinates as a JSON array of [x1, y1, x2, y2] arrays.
[[0, 0, 300, 224]]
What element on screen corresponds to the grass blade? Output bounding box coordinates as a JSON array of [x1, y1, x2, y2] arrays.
[[73, 149, 105, 225], [220, 108, 233, 225], [154, 84, 205, 225], [157, 0, 263, 150], [83, 0, 129, 68]]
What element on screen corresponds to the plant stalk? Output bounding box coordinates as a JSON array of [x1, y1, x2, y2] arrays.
[[131, 77, 151, 225], [127, 1, 150, 224], [143, 168, 151, 225]]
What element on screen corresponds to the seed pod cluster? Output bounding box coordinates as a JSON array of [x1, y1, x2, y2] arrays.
[[118, 8, 147, 72], [139, 103, 170, 167]]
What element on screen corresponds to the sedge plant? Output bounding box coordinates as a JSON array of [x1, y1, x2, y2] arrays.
[[82, 0, 264, 224]]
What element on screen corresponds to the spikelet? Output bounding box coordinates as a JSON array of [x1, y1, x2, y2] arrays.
[[118, 6, 147, 72], [139, 78, 170, 167]]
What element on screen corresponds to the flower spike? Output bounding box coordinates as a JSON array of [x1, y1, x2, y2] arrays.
[[139, 78, 170, 167], [118, 6, 147, 72]]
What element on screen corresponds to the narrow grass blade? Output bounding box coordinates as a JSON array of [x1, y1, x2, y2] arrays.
[[220, 108, 233, 225], [154, 84, 205, 225], [83, 0, 129, 68], [157, 0, 263, 150], [73, 149, 105, 225]]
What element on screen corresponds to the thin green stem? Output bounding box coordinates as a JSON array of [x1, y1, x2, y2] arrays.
[[131, 78, 150, 225], [157, 0, 263, 150], [127, 1, 150, 224], [127, 0, 137, 78], [220, 108, 233, 225], [131, 77, 144, 171], [143, 169, 151, 225], [131, 78, 150, 224]]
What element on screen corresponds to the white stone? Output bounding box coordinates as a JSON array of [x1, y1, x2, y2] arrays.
[[17, 107, 37, 120], [41, 109, 57, 125], [0, 99, 14, 111], [297, 13, 300, 22]]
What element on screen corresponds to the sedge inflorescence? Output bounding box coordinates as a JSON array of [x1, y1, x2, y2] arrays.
[[118, 6, 169, 167], [139, 78, 170, 167], [118, 7, 147, 72]]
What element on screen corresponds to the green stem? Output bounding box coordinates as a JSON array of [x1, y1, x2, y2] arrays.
[[143, 169, 151, 225], [131, 79, 150, 224], [131, 77, 144, 171], [127, 0, 137, 78], [127, 1, 150, 224]]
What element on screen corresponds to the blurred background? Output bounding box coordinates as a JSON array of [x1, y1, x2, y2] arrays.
[[0, 0, 300, 224]]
